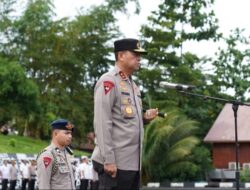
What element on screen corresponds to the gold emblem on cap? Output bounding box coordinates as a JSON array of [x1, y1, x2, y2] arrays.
[[125, 106, 133, 115], [137, 42, 141, 49], [66, 122, 74, 130]]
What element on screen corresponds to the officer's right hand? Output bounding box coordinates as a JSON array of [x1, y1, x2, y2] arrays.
[[104, 163, 117, 178]]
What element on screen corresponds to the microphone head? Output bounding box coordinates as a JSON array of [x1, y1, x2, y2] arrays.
[[159, 82, 175, 89], [158, 112, 167, 118], [159, 81, 195, 90]]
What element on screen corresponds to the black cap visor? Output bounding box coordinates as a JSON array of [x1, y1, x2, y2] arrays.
[[132, 48, 147, 54]]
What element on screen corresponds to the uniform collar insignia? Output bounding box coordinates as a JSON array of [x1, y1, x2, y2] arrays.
[[119, 71, 128, 80], [114, 66, 128, 80]]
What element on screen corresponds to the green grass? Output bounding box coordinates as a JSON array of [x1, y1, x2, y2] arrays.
[[0, 134, 89, 157]]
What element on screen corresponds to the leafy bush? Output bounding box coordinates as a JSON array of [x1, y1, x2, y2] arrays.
[[240, 169, 250, 182], [8, 138, 16, 147]]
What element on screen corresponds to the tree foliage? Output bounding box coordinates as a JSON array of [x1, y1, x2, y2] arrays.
[[0, 0, 249, 182], [0, 57, 39, 125], [138, 0, 222, 133], [142, 110, 200, 183], [139, 0, 220, 90], [0, 0, 139, 142], [138, 0, 223, 181], [212, 28, 250, 101]]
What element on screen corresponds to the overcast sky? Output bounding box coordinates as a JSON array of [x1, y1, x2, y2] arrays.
[[53, 0, 250, 58]]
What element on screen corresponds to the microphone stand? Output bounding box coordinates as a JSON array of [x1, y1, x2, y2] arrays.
[[176, 90, 250, 190]]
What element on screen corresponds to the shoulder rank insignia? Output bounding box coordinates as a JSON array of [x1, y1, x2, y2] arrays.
[[119, 71, 127, 80], [103, 81, 114, 95]]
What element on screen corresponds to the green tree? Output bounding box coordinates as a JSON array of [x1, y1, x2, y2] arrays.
[[0, 57, 40, 132], [212, 28, 250, 101], [0, 0, 16, 56], [138, 0, 222, 128], [0, 0, 142, 143], [142, 110, 200, 183], [138, 0, 222, 181], [139, 0, 219, 93]]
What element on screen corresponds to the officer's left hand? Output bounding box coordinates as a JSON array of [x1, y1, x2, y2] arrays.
[[104, 163, 117, 178], [144, 108, 158, 121]]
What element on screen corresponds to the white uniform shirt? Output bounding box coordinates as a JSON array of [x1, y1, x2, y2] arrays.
[[20, 163, 30, 178], [75, 164, 80, 180], [78, 163, 89, 179], [0, 164, 10, 179], [85, 164, 93, 180], [9, 165, 18, 180]]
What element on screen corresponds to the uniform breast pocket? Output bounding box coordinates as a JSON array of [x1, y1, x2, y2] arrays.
[[58, 163, 69, 174], [120, 95, 136, 119]]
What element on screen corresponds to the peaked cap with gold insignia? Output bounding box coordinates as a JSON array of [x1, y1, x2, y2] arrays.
[[114, 38, 147, 54], [50, 119, 74, 131]]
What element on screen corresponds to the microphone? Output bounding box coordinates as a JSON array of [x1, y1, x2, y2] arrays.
[[159, 81, 195, 91], [143, 109, 167, 118], [65, 146, 74, 155], [157, 112, 168, 118]]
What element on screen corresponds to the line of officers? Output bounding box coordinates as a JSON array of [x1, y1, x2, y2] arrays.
[[0, 159, 36, 190], [0, 156, 98, 190], [74, 156, 99, 190]]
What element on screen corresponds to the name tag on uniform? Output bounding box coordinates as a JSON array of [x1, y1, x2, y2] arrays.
[[121, 91, 130, 96]]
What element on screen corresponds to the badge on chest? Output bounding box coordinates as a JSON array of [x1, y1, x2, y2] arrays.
[[57, 154, 70, 174]]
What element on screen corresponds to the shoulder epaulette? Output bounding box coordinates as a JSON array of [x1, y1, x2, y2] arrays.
[[104, 69, 116, 77], [36, 147, 59, 177], [36, 149, 47, 161]]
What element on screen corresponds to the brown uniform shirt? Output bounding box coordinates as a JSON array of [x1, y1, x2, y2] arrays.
[[91, 66, 144, 171]]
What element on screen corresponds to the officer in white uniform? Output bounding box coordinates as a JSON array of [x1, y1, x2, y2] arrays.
[[37, 119, 75, 190], [0, 160, 10, 190]]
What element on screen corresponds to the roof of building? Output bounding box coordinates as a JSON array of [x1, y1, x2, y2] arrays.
[[204, 103, 250, 143]]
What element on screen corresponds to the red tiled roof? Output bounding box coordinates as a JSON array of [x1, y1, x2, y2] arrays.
[[204, 103, 250, 143]]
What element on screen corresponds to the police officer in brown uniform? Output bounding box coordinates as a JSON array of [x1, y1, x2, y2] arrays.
[[37, 119, 75, 190], [91, 38, 158, 190]]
